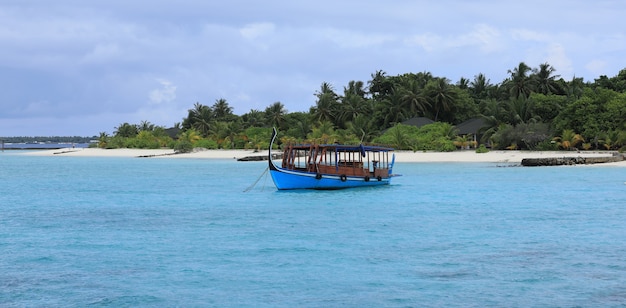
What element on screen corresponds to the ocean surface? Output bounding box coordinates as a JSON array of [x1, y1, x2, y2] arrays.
[[1, 143, 91, 149], [1, 151, 625, 307]]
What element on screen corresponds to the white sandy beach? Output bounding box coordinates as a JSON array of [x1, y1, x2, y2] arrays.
[[22, 147, 626, 166]]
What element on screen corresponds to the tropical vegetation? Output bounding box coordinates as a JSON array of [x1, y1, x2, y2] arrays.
[[95, 63, 626, 153]]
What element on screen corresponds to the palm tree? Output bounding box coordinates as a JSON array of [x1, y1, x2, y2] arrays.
[[187, 103, 213, 137], [210, 121, 229, 147], [456, 77, 470, 90], [345, 80, 366, 96], [599, 130, 626, 150], [566, 76, 585, 99], [478, 99, 506, 144], [242, 109, 265, 128], [178, 129, 201, 144], [265, 102, 287, 129], [399, 78, 430, 117], [337, 92, 370, 126], [290, 115, 312, 140], [533, 62, 561, 95], [373, 87, 408, 128], [454, 135, 471, 149], [114, 122, 138, 138], [388, 125, 408, 149], [553, 129, 584, 150], [174, 128, 202, 153], [469, 73, 492, 100], [223, 121, 242, 149], [334, 129, 358, 144], [506, 62, 536, 99], [98, 132, 109, 148], [212, 98, 234, 121], [308, 121, 336, 144], [348, 114, 375, 143], [426, 78, 457, 121], [138, 120, 155, 132], [368, 70, 393, 99], [311, 82, 339, 123], [247, 133, 265, 151], [413, 71, 434, 88], [338, 81, 370, 126], [504, 98, 538, 126]]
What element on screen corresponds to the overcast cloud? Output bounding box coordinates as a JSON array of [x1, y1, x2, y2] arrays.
[[1, 0, 625, 136]]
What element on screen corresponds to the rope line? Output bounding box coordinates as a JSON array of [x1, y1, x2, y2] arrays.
[[244, 167, 269, 192]]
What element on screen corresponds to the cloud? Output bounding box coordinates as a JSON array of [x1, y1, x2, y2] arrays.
[[544, 44, 574, 79], [321, 28, 395, 49], [406, 32, 443, 52], [585, 60, 608, 77], [81, 43, 122, 64], [239, 22, 275, 40], [462, 24, 503, 53], [406, 24, 503, 53], [510, 29, 552, 42], [149, 79, 177, 104]]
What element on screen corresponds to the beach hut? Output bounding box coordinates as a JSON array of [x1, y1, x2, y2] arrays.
[[401, 117, 435, 128], [455, 118, 487, 144]]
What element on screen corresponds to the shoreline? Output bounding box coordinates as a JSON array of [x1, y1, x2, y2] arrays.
[[17, 147, 626, 166]]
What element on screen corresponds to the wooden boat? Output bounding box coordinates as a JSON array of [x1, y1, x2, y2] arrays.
[[268, 128, 397, 190]]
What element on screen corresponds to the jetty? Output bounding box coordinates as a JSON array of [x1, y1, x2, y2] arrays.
[[521, 154, 625, 166], [237, 153, 283, 161]]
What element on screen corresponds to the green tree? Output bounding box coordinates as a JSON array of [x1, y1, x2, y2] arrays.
[[138, 120, 155, 132], [308, 121, 336, 144], [114, 122, 138, 138], [372, 87, 408, 128], [478, 99, 507, 144], [178, 129, 201, 144], [347, 114, 376, 143], [553, 129, 584, 150], [98, 132, 109, 148], [532, 62, 561, 95], [311, 82, 339, 123], [448, 89, 478, 124], [506, 62, 536, 99], [337, 81, 371, 126], [425, 78, 457, 122], [212, 98, 234, 121], [175, 129, 201, 153], [378, 124, 412, 149], [265, 102, 287, 130], [133, 130, 160, 149], [456, 77, 470, 90], [368, 70, 393, 99], [469, 73, 493, 100], [284, 112, 312, 140], [242, 109, 265, 128], [184, 102, 213, 137], [399, 78, 430, 118], [554, 88, 625, 142], [503, 97, 538, 126], [566, 76, 586, 99], [528, 93, 567, 123], [244, 127, 272, 151], [598, 130, 626, 150]]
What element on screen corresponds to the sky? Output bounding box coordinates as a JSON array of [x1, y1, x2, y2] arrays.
[[1, 1, 625, 137]]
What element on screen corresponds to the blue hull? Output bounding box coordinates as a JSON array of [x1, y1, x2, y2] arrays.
[[269, 166, 391, 190]]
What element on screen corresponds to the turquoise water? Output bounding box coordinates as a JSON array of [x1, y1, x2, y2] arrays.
[[1, 152, 626, 307]]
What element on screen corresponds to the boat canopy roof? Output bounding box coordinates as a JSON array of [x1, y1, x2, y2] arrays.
[[286, 143, 394, 153]]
